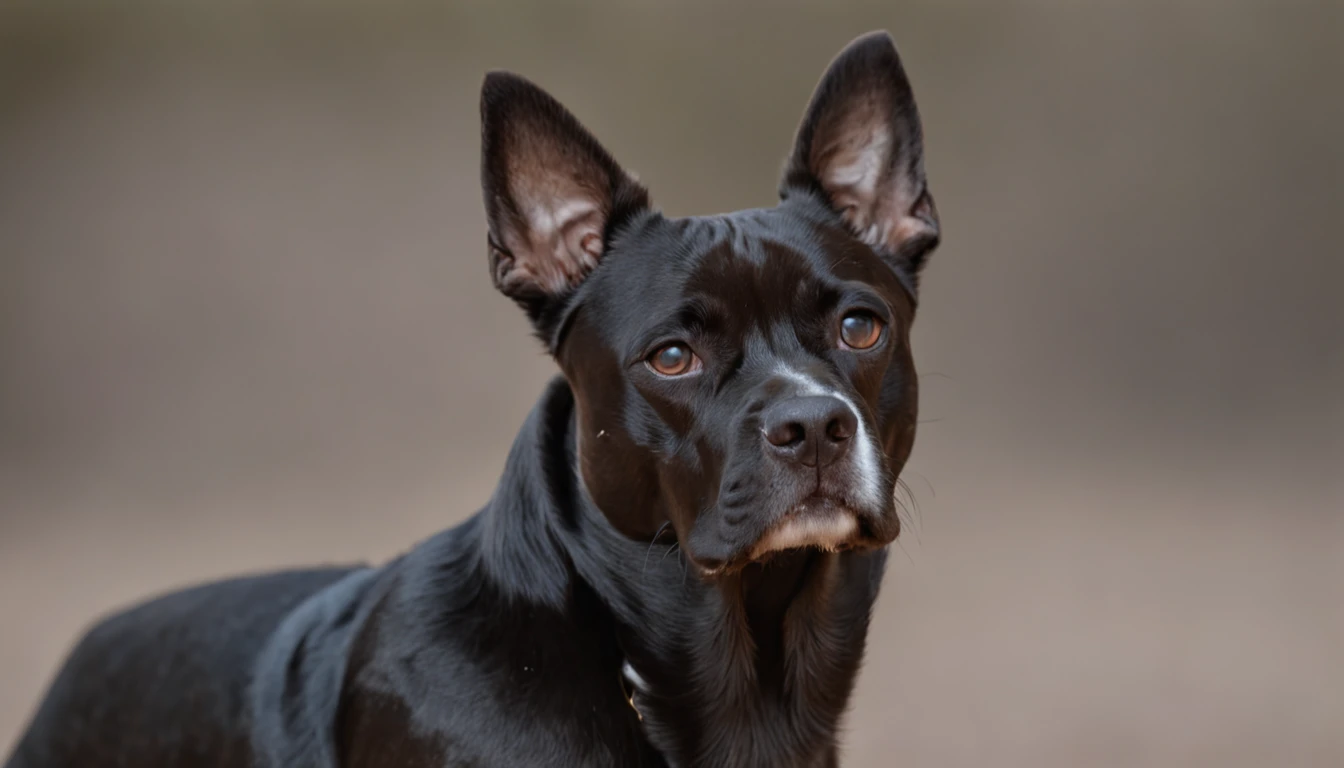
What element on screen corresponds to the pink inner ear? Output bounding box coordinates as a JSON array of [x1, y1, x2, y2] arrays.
[[816, 120, 893, 229], [499, 155, 610, 294], [502, 191, 607, 296], [488, 115, 620, 296], [810, 96, 932, 255]]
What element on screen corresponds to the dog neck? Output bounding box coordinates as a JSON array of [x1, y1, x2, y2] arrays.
[[473, 377, 887, 767]]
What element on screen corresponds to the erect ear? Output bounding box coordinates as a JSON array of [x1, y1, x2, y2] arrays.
[[782, 31, 940, 280], [480, 72, 649, 327]]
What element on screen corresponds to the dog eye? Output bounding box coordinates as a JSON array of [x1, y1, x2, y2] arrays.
[[839, 311, 883, 350], [647, 343, 700, 377]]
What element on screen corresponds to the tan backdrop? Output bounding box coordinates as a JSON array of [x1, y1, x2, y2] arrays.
[[2, 2, 1340, 765]]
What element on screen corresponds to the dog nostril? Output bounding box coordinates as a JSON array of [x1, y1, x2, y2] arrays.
[[826, 416, 854, 442], [763, 396, 856, 467], [765, 421, 806, 448]]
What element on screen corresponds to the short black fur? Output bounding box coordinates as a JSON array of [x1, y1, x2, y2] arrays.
[[6, 30, 940, 768]]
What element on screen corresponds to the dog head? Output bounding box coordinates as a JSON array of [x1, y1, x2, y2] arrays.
[[480, 32, 939, 575]]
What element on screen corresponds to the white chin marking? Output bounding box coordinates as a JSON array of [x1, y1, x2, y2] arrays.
[[754, 510, 858, 556]]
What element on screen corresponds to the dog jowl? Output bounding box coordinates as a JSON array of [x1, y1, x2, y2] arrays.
[[5, 30, 940, 768]]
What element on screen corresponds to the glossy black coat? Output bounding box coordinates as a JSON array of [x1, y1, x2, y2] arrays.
[[5, 30, 940, 768]]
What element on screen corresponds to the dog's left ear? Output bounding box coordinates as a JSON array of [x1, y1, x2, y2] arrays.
[[782, 31, 940, 280], [480, 72, 650, 332]]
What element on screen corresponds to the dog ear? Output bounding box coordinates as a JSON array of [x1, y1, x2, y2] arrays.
[[782, 31, 940, 280], [480, 72, 649, 328]]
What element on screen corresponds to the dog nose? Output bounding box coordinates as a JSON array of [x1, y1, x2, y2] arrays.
[[761, 396, 857, 468]]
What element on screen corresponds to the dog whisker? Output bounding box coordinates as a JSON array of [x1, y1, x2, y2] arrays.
[[895, 539, 917, 567], [896, 477, 924, 538], [642, 521, 674, 578]]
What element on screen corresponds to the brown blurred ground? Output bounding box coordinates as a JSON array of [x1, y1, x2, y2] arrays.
[[1, 2, 1340, 766]]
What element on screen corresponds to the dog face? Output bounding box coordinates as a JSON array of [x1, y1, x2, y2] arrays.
[[480, 32, 939, 574]]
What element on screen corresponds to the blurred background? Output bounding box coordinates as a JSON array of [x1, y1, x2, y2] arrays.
[[1, 2, 1340, 765]]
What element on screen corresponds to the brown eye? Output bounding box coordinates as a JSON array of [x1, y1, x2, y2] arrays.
[[648, 343, 699, 376], [839, 311, 883, 350]]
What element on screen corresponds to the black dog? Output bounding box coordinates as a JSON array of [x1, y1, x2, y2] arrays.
[[6, 31, 940, 768]]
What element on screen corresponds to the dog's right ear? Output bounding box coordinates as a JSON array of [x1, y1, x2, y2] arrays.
[[480, 72, 649, 333]]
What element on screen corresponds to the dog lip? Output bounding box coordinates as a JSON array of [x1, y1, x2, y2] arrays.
[[747, 495, 862, 560], [693, 493, 890, 578]]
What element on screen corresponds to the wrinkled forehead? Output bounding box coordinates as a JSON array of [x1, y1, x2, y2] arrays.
[[581, 207, 910, 356]]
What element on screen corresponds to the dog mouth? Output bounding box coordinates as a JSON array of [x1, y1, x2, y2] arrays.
[[747, 495, 862, 561], [689, 482, 900, 578], [682, 491, 895, 579]]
